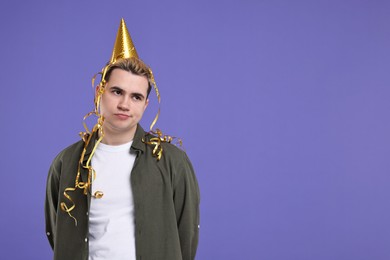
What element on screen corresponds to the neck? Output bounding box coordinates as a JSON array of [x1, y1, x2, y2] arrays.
[[100, 126, 137, 146]]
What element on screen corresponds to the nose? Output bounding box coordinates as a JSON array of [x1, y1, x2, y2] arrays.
[[117, 96, 130, 111]]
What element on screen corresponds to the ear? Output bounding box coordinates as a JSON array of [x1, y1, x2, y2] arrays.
[[95, 85, 105, 97], [144, 98, 149, 111]]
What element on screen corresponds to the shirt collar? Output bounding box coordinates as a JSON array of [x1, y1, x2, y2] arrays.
[[83, 124, 146, 164], [131, 124, 146, 153]]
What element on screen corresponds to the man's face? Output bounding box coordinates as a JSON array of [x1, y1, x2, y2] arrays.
[[99, 68, 149, 140]]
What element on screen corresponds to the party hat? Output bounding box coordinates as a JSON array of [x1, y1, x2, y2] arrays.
[[110, 18, 139, 63]]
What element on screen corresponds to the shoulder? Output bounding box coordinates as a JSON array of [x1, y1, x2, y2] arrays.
[[147, 134, 190, 163], [159, 141, 198, 192], [162, 141, 187, 158], [50, 139, 84, 169], [160, 141, 194, 173], [47, 139, 85, 183], [140, 129, 193, 169]]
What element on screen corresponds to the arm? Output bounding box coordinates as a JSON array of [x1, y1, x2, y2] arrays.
[[45, 158, 61, 250], [173, 152, 200, 260]]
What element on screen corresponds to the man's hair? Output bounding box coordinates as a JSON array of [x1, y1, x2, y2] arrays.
[[104, 58, 153, 97]]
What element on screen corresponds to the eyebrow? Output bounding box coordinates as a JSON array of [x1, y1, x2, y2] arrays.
[[109, 86, 123, 92]]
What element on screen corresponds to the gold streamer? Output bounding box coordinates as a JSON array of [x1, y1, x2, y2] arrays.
[[59, 64, 107, 225], [59, 18, 182, 224], [141, 68, 181, 160], [148, 69, 161, 131], [60, 62, 181, 224], [60, 187, 78, 226], [142, 128, 182, 161]]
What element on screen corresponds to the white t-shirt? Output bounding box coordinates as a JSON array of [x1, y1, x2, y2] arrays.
[[89, 141, 136, 260]]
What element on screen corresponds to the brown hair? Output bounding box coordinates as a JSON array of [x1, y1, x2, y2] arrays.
[[104, 58, 153, 97]]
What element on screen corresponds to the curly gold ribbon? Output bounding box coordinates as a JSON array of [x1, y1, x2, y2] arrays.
[[60, 65, 107, 225], [60, 60, 181, 224], [141, 68, 183, 160], [142, 128, 182, 161], [60, 187, 78, 226], [148, 69, 160, 131]]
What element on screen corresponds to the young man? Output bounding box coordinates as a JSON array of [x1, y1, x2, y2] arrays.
[[45, 19, 200, 260]]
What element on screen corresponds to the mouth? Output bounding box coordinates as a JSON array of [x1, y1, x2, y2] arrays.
[[114, 113, 130, 120]]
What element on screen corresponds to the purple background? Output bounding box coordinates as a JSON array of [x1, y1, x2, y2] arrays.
[[1, 1, 389, 259]]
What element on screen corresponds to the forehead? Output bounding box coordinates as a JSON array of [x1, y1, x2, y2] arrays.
[[106, 68, 149, 93]]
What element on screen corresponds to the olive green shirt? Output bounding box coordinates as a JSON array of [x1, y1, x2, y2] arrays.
[[45, 125, 200, 260]]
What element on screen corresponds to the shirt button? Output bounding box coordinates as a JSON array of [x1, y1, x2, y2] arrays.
[[86, 212, 89, 216], [198, 225, 200, 229], [46, 232, 50, 236], [85, 238, 88, 242]]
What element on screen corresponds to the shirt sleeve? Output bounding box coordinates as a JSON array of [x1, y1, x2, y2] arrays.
[[172, 151, 200, 260], [45, 157, 61, 250]]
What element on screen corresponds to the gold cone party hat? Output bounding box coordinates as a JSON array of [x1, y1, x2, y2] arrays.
[[110, 18, 139, 63]]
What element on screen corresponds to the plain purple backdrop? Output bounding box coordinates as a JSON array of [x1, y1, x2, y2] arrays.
[[0, 1, 389, 259]]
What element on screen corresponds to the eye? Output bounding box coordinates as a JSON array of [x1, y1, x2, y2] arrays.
[[132, 95, 142, 101], [112, 89, 122, 95]]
